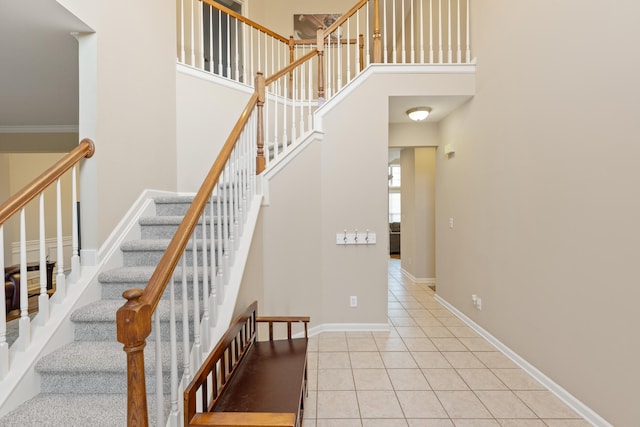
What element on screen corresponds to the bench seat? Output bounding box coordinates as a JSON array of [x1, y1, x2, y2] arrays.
[[184, 301, 310, 427], [214, 338, 308, 414]]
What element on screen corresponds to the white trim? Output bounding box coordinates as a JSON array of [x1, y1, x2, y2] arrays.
[[400, 267, 435, 284], [0, 125, 79, 134], [176, 62, 254, 95], [10, 236, 72, 265], [435, 295, 613, 427], [306, 322, 390, 338], [315, 63, 476, 131]]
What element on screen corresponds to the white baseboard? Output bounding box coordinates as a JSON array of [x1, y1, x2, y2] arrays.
[[435, 295, 612, 427], [400, 267, 435, 285], [306, 322, 390, 338]]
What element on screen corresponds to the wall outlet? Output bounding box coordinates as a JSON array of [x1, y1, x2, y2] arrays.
[[350, 296, 358, 307], [476, 297, 482, 310]]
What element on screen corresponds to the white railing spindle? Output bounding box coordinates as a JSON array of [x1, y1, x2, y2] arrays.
[[457, 0, 461, 63], [466, 0, 471, 62], [208, 196, 217, 328], [71, 166, 79, 282], [19, 209, 30, 350], [181, 255, 191, 384], [439, 0, 443, 63], [383, 0, 388, 63], [56, 179, 65, 297], [38, 193, 49, 323], [154, 312, 164, 427], [0, 225, 8, 378], [226, 14, 231, 78], [429, 0, 434, 63], [448, 0, 452, 63], [169, 277, 179, 426], [191, 236, 202, 369], [392, 0, 397, 63], [200, 210, 210, 351], [401, 0, 406, 63]]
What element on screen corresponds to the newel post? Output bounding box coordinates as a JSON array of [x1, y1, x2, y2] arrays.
[[373, 0, 382, 63], [116, 288, 153, 427], [316, 28, 325, 104], [255, 72, 266, 175]]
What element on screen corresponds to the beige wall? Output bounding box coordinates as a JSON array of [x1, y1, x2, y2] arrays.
[[436, 1, 640, 425], [59, 0, 178, 248], [0, 154, 10, 265], [389, 122, 440, 147], [400, 147, 435, 280], [176, 71, 253, 192], [0, 133, 78, 153]]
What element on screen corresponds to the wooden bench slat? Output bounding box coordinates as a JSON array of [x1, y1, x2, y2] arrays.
[[189, 412, 296, 427]]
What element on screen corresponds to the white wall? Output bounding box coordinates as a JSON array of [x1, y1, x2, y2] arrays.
[[436, 1, 640, 425], [389, 122, 440, 147]]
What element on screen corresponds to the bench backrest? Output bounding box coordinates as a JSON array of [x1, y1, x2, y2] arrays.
[[184, 301, 258, 424]]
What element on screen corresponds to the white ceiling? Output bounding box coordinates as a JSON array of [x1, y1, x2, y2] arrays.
[[0, 0, 91, 129]]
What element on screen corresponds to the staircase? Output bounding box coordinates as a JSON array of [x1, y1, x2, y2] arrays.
[[0, 196, 215, 426]]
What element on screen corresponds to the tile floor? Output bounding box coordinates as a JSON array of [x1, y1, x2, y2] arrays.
[[301, 259, 590, 427]]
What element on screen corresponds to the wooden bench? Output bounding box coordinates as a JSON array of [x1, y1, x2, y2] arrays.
[[184, 301, 310, 427]]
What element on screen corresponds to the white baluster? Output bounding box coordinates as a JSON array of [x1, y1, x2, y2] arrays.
[[234, 18, 239, 81], [448, 0, 452, 63], [218, 9, 223, 75], [327, 36, 332, 99], [215, 184, 225, 298], [233, 149, 240, 245], [401, 0, 406, 63], [209, 197, 217, 328], [299, 64, 305, 134], [346, 18, 351, 82], [383, 0, 388, 63], [466, 0, 471, 63], [273, 83, 279, 160], [56, 178, 65, 297], [282, 78, 288, 150], [307, 59, 313, 130], [195, 0, 204, 69], [226, 14, 231, 78], [457, 0, 461, 63], [0, 225, 8, 377], [38, 193, 49, 323], [366, 1, 371, 66], [181, 255, 191, 384], [71, 166, 80, 283], [190, 0, 195, 66], [410, 0, 415, 63], [19, 209, 30, 350], [200, 210, 210, 351], [291, 70, 297, 143], [392, 0, 397, 63], [208, 5, 213, 72], [420, 0, 425, 63], [438, 0, 443, 63], [222, 168, 230, 283], [154, 312, 164, 426], [337, 25, 342, 90], [242, 23, 248, 84], [191, 236, 201, 368], [179, 0, 185, 63], [168, 277, 179, 426], [257, 31, 261, 79], [250, 27, 255, 84], [430, 0, 434, 62], [228, 162, 236, 263]]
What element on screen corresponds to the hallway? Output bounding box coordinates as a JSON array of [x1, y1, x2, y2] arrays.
[[302, 259, 589, 426]]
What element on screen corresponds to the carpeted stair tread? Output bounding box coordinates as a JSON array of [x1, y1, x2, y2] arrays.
[[121, 239, 214, 251], [36, 341, 178, 374], [0, 394, 168, 426], [71, 299, 192, 323], [139, 215, 217, 225], [98, 266, 205, 284]]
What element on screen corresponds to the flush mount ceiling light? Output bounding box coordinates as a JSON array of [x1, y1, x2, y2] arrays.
[[406, 106, 432, 121]]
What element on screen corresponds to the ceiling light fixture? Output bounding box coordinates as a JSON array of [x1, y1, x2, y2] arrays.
[[406, 106, 432, 121]]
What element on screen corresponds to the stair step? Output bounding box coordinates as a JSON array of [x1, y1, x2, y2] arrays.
[[0, 394, 168, 426], [36, 341, 183, 394], [99, 266, 214, 300], [120, 239, 216, 267], [154, 195, 235, 217], [71, 299, 196, 342], [140, 215, 222, 240]]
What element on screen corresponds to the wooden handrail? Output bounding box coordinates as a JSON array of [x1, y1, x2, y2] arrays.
[[117, 91, 259, 426], [322, 0, 369, 38], [0, 138, 95, 225], [265, 50, 318, 86], [200, 0, 290, 44]]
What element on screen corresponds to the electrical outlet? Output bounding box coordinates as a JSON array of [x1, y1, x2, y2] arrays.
[[350, 296, 358, 307], [476, 297, 482, 310]]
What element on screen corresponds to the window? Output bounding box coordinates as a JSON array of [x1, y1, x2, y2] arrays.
[[389, 192, 401, 223], [388, 165, 401, 188]]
